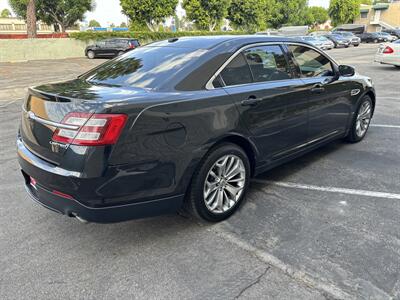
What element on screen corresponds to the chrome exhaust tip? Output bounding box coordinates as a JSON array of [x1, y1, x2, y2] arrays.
[[71, 213, 89, 224]]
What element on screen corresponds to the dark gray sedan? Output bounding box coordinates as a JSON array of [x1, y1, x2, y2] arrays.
[[18, 36, 376, 223]]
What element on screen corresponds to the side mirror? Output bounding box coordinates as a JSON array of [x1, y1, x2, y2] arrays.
[[338, 65, 355, 77]]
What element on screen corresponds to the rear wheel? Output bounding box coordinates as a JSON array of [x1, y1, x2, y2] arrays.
[[87, 50, 95, 59], [186, 143, 250, 222], [345, 95, 373, 143]]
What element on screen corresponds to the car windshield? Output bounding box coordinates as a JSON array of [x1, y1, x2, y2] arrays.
[[338, 32, 353, 37], [81, 46, 207, 89], [302, 36, 316, 41], [317, 36, 328, 41]]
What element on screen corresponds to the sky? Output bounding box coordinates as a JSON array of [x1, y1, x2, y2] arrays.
[[1, 0, 331, 26]]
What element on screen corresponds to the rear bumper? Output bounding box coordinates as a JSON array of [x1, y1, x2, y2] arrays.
[[17, 138, 184, 223], [374, 54, 400, 66], [23, 178, 183, 223]]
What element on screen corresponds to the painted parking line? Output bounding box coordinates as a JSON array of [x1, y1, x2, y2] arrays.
[[370, 124, 400, 129], [252, 179, 400, 200]]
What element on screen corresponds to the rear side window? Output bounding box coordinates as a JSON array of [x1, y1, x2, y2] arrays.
[[243, 45, 292, 82], [220, 54, 252, 86], [288, 45, 334, 78], [81, 46, 206, 89]]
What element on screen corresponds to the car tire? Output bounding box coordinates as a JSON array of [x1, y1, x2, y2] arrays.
[[185, 143, 251, 222], [87, 50, 95, 59], [345, 45, 349, 48], [354, 44, 359, 47], [345, 95, 373, 143]]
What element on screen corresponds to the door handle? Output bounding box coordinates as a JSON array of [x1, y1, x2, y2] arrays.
[[310, 84, 325, 94], [241, 96, 262, 107]]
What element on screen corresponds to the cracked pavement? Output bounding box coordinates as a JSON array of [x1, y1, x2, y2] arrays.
[[1, 44, 399, 299]]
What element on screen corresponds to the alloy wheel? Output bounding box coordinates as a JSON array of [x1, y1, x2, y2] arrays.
[[356, 101, 372, 137], [203, 155, 246, 214]]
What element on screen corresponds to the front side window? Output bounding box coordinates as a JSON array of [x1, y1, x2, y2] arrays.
[[288, 45, 334, 78], [243, 45, 292, 82], [220, 54, 252, 86]]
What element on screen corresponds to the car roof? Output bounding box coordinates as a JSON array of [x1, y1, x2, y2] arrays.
[[148, 35, 296, 50]]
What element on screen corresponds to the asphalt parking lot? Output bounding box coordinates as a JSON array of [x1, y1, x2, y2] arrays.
[[1, 43, 399, 299]]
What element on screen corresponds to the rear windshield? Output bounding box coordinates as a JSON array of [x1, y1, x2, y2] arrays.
[[81, 46, 206, 89]]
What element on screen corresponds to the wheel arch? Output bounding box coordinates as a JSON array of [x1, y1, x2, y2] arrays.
[[365, 90, 376, 115], [214, 135, 258, 177]]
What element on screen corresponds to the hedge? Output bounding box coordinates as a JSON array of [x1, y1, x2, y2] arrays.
[[69, 31, 248, 44]]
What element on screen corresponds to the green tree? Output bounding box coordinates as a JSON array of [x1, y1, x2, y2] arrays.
[[10, 0, 94, 32], [88, 19, 100, 27], [308, 6, 329, 26], [120, 0, 178, 32], [120, 21, 127, 28], [269, 0, 311, 27], [183, 0, 231, 31], [38, 0, 94, 32], [1, 8, 12, 17], [227, 0, 266, 32], [329, 0, 360, 27]]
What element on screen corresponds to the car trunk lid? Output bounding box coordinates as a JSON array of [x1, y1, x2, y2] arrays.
[[20, 79, 149, 165]]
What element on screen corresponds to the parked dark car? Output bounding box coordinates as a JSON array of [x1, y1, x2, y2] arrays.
[[323, 34, 351, 48], [333, 31, 361, 46], [358, 32, 387, 43], [382, 28, 400, 39], [18, 36, 376, 223], [85, 38, 140, 59]]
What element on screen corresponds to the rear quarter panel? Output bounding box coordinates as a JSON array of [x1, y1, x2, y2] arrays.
[[108, 89, 247, 198]]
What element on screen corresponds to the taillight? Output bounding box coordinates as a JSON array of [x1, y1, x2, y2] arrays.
[[52, 112, 127, 146], [128, 43, 135, 49], [383, 46, 394, 54]]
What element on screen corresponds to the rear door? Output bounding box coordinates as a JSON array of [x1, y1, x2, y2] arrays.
[[105, 40, 118, 56], [95, 41, 108, 56], [219, 44, 309, 162], [287, 44, 352, 141]]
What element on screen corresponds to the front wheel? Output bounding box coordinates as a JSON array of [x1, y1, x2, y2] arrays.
[[87, 50, 95, 59], [186, 143, 250, 222], [345, 96, 373, 143]]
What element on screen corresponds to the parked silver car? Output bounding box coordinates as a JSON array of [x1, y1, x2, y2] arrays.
[[298, 36, 325, 50], [315, 36, 335, 50]]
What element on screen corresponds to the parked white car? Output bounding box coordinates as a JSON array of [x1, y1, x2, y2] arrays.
[[375, 40, 400, 68]]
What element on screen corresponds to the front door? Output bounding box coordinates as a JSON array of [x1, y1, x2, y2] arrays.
[[287, 44, 352, 141], [220, 44, 309, 163]]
